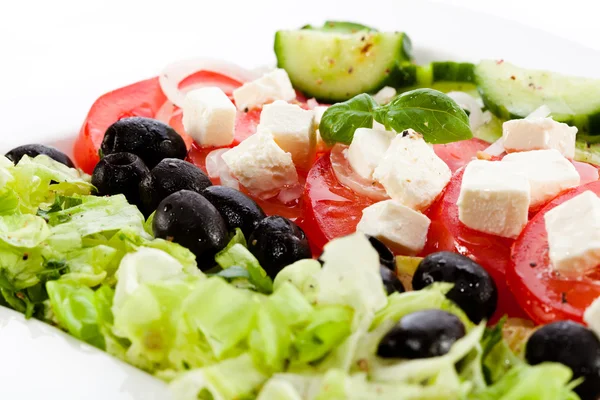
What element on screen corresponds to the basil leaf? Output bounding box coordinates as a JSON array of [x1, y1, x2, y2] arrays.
[[376, 88, 472, 144], [319, 93, 378, 145]]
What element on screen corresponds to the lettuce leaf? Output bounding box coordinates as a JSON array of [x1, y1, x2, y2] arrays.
[[170, 353, 267, 400], [215, 235, 273, 294], [316, 233, 387, 325], [46, 280, 105, 349]]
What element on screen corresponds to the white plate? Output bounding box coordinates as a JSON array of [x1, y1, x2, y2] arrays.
[[1, 1, 599, 398]]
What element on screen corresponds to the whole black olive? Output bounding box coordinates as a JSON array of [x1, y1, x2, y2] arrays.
[[5, 144, 75, 168], [412, 252, 497, 323], [101, 117, 187, 169], [201, 186, 266, 238], [153, 190, 228, 269], [380, 266, 405, 295], [368, 236, 396, 271], [377, 309, 466, 359], [91, 152, 149, 208], [248, 216, 311, 278], [526, 321, 600, 400], [139, 158, 212, 216]]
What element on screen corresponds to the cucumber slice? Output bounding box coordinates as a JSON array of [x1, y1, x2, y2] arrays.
[[475, 60, 600, 133], [392, 62, 477, 94], [275, 29, 412, 102], [301, 20, 375, 34]]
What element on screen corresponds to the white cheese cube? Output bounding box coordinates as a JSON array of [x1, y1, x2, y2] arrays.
[[457, 160, 530, 238], [221, 132, 298, 196], [347, 128, 395, 179], [182, 87, 236, 147], [584, 296, 600, 338], [501, 149, 580, 208], [356, 199, 431, 255], [502, 117, 577, 158], [313, 105, 331, 153], [373, 86, 397, 105], [232, 69, 296, 111], [258, 100, 316, 169], [373, 130, 452, 210], [544, 190, 600, 277]]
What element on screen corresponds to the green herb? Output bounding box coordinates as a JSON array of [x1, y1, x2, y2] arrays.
[[376, 88, 472, 143], [319, 88, 472, 145], [319, 94, 378, 145]]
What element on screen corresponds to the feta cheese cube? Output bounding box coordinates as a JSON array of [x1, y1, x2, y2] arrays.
[[313, 105, 331, 153], [232, 69, 296, 111], [356, 199, 431, 255], [373, 130, 452, 210], [502, 117, 577, 158], [347, 128, 395, 179], [501, 149, 580, 208], [584, 296, 600, 338], [222, 132, 298, 196], [457, 160, 530, 238], [373, 86, 397, 105], [258, 100, 316, 168], [544, 190, 600, 277], [182, 87, 236, 147]]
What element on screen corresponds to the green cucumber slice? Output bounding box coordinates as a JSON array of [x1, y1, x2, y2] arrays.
[[391, 62, 477, 94], [275, 29, 412, 102], [475, 60, 600, 133], [301, 21, 375, 33]]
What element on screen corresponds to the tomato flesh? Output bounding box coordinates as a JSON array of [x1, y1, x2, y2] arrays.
[[302, 155, 375, 252], [508, 180, 600, 324], [433, 138, 489, 172]]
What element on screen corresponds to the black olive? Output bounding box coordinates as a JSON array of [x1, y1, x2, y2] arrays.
[[412, 252, 497, 323], [201, 186, 266, 238], [101, 117, 187, 169], [380, 266, 405, 295], [248, 216, 312, 278], [367, 235, 396, 271], [91, 152, 149, 207], [377, 309, 465, 359], [526, 321, 600, 400], [139, 158, 212, 217], [5, 144, 75, 168], [153, 190, 228, 269]]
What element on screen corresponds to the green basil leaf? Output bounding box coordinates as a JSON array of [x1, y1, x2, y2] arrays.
[[376, 88, 472, 144], [319, 93, 378, 145]]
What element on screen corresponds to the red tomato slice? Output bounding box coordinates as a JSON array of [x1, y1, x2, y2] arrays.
[[423, 168, 527, 321], [74, 72, 244, 174], [303, 155, 375, 252], [433, 138, 490, 172], [508, 181, 600, 324]]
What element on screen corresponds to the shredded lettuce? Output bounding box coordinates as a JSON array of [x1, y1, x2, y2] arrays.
[[214, 229, 272, 293]]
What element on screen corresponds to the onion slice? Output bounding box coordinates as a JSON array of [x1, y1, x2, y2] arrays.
[[483, 137, 505, 157], [330, 144, 389, 201], [159, 58, 260, 108], [205, 149, 239, 190], [526, 105, 552, 120], [447, 91, 490, 132]]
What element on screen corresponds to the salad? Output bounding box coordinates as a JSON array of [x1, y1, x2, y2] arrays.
[[3, 20, 600, 399]]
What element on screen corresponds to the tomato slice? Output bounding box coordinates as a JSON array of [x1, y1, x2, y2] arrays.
[[433, 138, 490, 172], [303, 155, 376, 252], [423, 168, 527, 321], [508, 180, 600, 324], [74, 72, 245, 174]]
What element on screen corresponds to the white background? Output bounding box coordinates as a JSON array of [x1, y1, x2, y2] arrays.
[[1, 0, 599, 149]]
